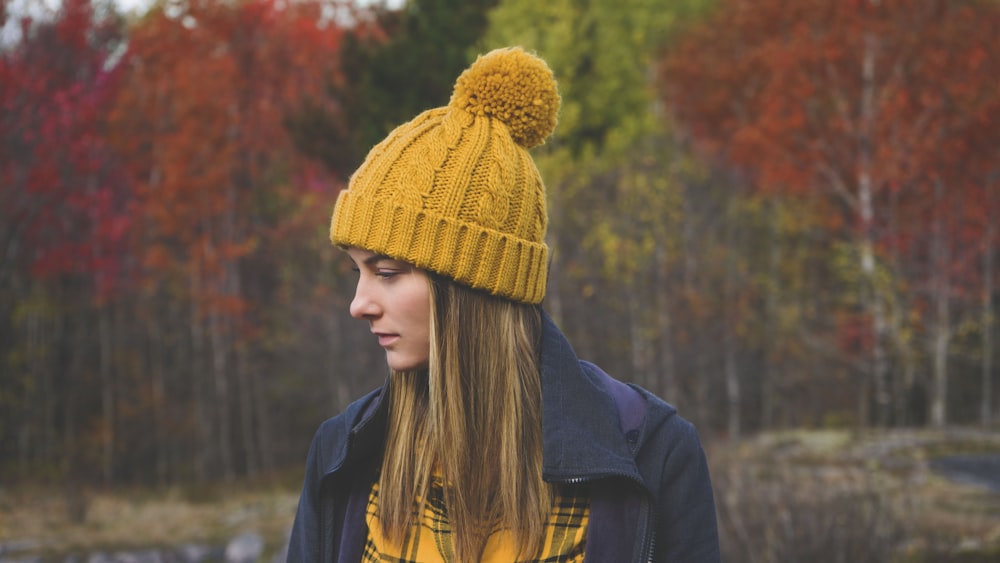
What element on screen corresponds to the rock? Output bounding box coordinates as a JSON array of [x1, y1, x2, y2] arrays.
[[0, 556, 42, 563], [172, 544, 215, 563], [87, 552, 114, 563], [224, 533, 263, 563], [0, 540, 43, 557], [85, 551, 165, 563], [113, 550, 164, 563]]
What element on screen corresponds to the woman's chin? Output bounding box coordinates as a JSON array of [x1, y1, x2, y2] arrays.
[[385, 354, 429, 372]]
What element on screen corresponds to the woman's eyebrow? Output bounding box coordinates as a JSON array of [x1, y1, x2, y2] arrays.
[[363, 254, 395, 266]]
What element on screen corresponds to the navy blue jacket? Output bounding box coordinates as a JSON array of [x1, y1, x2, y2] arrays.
[[287, 314, 721, 562]]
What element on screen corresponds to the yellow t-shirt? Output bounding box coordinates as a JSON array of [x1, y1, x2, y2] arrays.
[[362, 476, 589, 563]]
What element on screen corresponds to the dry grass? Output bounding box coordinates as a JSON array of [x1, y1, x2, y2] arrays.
[[710, 427, 1000, 562], [0, 483, 299, 558]]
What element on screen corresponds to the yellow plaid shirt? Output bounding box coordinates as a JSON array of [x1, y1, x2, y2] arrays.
[[362, 476, 589, 563]]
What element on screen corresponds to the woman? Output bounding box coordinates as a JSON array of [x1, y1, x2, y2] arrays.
[[288, 47, 720, 563]]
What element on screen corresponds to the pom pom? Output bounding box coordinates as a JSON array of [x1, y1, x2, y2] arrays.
[[450, 47, 560, 149]]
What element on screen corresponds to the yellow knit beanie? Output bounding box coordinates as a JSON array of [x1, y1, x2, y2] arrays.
[[330, 47, 560, 304]]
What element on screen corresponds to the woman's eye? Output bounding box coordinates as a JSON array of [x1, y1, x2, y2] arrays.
[[375, 270, 399, 279]]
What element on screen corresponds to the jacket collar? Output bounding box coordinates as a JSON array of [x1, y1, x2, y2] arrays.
[[538, 311, 645, 486]]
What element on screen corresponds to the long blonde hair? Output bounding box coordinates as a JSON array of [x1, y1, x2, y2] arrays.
[[377, 274, 551, 561]]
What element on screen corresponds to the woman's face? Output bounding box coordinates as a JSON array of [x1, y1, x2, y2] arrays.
[[346, 247, 431, 371]]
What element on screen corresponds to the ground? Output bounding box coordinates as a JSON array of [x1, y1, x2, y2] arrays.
[[1, 428, 999, 562], [708, 427, 1000, 562], [0, 480, 298, 561]]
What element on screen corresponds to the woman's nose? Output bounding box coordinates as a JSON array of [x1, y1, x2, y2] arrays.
[[349, 280, 378, 319]]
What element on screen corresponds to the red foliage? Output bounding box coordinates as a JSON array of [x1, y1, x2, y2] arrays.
[[660, 0, 998, 217], [110, 0, 348, 323], [0, 0, 130, 299], [659, 0, 1000, 360]]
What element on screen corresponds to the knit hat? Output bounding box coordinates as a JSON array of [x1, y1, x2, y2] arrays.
[[330, 47, 560, 304]]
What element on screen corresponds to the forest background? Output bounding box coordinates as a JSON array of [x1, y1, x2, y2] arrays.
[[2, 0, 999, 560]]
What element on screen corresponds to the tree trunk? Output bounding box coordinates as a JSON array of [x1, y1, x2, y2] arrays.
[[319, 243, 353, 412], [37, 296, 58, 467], [98, 301, 115, 484], [208, 303, 234, 481], [654, 244, 679, 403], [981, 202, 994, 427], [190, 263, 210, 482], [858, 25, 891, 427], [144, 164, 169, 484], [225, 182, 258, 478], [761, 202, 779, 430], [252, 350, 274, 473], [724, 215, 741, 440], [929, 178, 950, 428], [887, 188, 916, 426], [237, 337, 259, 478], [147, 310, 169, 485], [628, 279, 652, 390], [64, 311, 87, 522], [546, 179, 566, 327], [681, 183, 697, 292], [202, 209, 234, 481]]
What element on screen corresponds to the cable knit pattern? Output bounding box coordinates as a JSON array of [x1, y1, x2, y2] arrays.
[[330, 47, 560, 304]]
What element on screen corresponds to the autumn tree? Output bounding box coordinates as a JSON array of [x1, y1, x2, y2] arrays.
[[480, 0, 754, 433], [660, 0, 1000, 427], [106, 0, 349, 482], [891, 2, 1000, 427], [0, 0, 129, 483]]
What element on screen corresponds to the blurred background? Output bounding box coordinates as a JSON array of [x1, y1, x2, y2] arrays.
[[1, 0, 998, 561]]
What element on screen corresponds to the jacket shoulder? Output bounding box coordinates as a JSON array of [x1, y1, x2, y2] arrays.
[[630, 385, 703, 466], [621, 387, 720, 561], [306, 386, 384, 476]]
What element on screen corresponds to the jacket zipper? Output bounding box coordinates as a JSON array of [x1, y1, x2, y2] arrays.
[[550, 473, 656, 563], [546, 469, 644, 485], [634, 493, 655, 563]]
